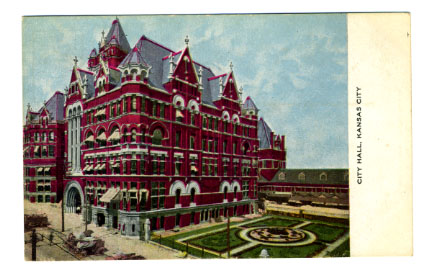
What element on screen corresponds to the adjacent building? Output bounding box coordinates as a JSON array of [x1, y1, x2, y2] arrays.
[[23, 92, 66, 203]]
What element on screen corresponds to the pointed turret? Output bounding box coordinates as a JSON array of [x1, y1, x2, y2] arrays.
[[88, 48, 99, 71], [105, 18, 131, 53], [242, 96, 259, 116]]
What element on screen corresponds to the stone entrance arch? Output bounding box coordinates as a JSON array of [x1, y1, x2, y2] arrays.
[[64, 181, 84, 213]]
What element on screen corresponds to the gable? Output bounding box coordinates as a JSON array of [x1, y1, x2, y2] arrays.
[[222, 72, 239, 101], [172, 47, 199, 84]]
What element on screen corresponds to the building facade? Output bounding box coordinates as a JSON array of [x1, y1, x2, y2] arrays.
[[258, 168, 349, 208], [23, 92, 66, 203], [59, 19, 272, 236]]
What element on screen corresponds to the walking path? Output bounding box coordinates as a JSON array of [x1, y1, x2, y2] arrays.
[[314, 232, 350, 258]]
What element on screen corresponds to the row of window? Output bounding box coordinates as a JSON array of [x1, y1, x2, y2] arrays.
[[24, 131, 55, 143], [24, 145, 55, 158]]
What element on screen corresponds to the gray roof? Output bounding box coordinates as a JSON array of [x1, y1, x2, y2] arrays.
[[243, 96, 259, 111], [120, 47, 149, 68], [78, 69, 95, 99], [37, 92, 65, 121], [108, 68, 122, 88], [258, 118, 273, 149], [106, 19, 131, 53], [89, 48, 97, 58], [260, 168, 349, 185]]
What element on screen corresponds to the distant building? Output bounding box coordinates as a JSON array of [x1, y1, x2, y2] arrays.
[[23, 92, 66, 203], [258, 168, 349, 208]]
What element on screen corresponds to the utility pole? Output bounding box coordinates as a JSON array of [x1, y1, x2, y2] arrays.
[[31, 229, 37, 261], [227, 216, 230, 258], [61, 189, 65, 232]]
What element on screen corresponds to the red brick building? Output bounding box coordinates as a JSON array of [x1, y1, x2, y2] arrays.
[[59, 18, 272, 236], [23, 92, 66, 203]]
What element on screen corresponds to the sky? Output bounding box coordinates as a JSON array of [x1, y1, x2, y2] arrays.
[[22, 14, 348, 169]]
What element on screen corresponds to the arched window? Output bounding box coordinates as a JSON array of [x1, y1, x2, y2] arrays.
[[152, 129, 163, 145], [242, 142, 250, 155], [190, 188, 196, 203], [298, 172, 306, 182], [234, 186, 238, 199], [175, 189, 181, 205], [85, 131, 94, 148], [320, 172, 327, 181], [224, 187, 228, 200], [49, 132, 54, 141]]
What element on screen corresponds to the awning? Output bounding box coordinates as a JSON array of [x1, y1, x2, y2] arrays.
[[99, 163, 106, 170], [94, 164, 101, 171], [107, 130, 121, 141], [176, 109, 184, 118], [95, 109, 106, 117], [84, 135, 94, 143], [99, 188, 121, 203], [85, 165, 93, 172], [23, 147, 29, 153], [112, 162, 120, 168], [37, 167, 44, 172], [96, 132, 107, 141], [190, 164, 198, 172], [83, 165, 90, 171], [44, 167, 51, 173], [34, 146, 40, 152]]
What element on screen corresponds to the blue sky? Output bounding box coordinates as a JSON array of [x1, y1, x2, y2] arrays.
[[22, 14, 348, 168]]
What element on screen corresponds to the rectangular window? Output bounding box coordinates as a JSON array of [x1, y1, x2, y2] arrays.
[[202, 139, 206, 151], [152, 102, 157, 117], [209, 118, 213, 129], [191, 114, 195, 125], [152, 158, 158, 175], [190, 136, 195, 149], [131, 96, 137, 112], [223, 140, 228, 154], [233, 142, 237, 154], [214, 118, 218, 130], [160, 156, 165, 175], [131, 160, 137, 174], [42, 146, 48, 157], [48, 145, 54, 157], [224, 122, 228, 133], [175, 131, 181, 147], [208, 140, 212, 152], [175, 162, 181, 176], [140, 158, 145, 174], [117, 102, 121, 116], [233, 124, 237, 134], [160, 104, 165, 118], [140, 98, 145, 113], [214, 139, 218, 152], [123, 98, 128, 113], [123, 160, 127, 175], [202, 117, 207, 128]]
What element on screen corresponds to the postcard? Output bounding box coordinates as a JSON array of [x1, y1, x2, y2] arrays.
[[21, 13, 412, 261]]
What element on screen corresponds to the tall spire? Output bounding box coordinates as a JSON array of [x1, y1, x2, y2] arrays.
[[185, 35, 190, 47], [105, 18, 131, 53], [73, 56, 78, 67]]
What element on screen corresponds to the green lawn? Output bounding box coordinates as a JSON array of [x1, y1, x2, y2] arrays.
[[151, 215, 349, 258], [188, 228, 246, 252], [328, 238, 350, 257], [237, 242, 326, 258], [303, 223, 347, 243]]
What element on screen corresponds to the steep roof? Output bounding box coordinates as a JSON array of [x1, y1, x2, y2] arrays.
[[243, 96, 259, 111], [77, 69, 95, 99], [258, 117, 273, 149], [89, 48, 97, 58], [106, 19, 131, 53], [37, 91, 65, 121], [259, 168, 349, 185], [119, 47, 149, 68]]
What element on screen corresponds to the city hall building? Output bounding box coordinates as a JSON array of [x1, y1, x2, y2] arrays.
[[38, 18, 288, 237]]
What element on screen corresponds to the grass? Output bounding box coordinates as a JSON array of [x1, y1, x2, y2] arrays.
[[303, 223, 347, 243], [151, 215, 350, 259], [328, 238, 350, 257], [237, 242, 326, 258], [188, 228, 246, 252]]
